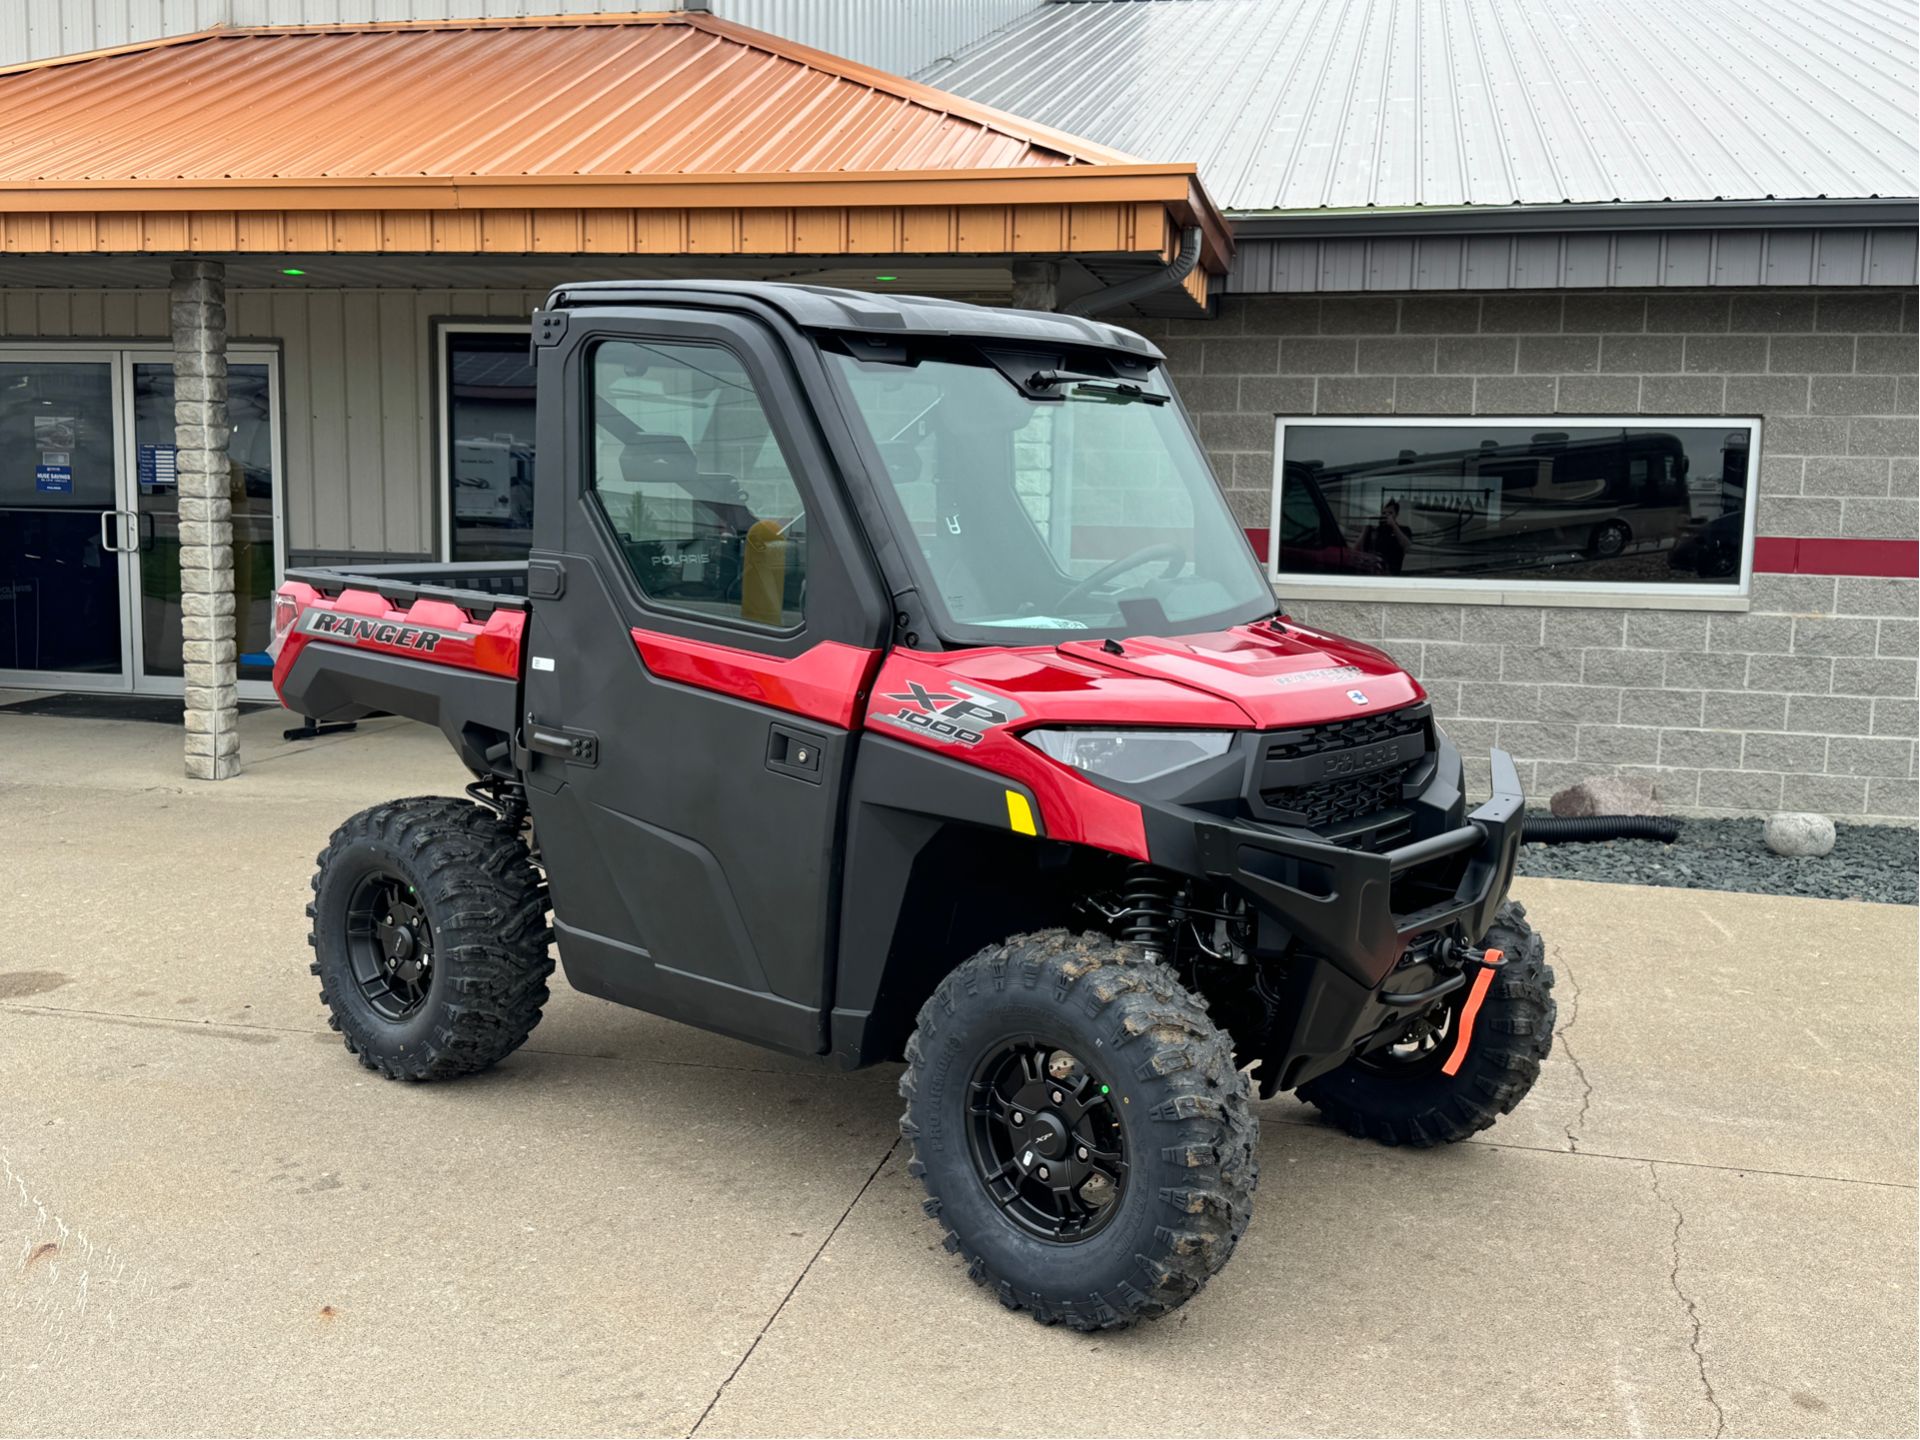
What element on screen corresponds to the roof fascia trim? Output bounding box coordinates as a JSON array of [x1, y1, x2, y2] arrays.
[[1230, 198, 1919, 239]]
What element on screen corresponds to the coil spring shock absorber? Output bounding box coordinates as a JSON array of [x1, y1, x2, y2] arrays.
[[1119, 863, 1179, 960]]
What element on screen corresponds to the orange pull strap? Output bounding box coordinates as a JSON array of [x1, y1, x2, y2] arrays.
[[1440, 964, 1499, 1077]]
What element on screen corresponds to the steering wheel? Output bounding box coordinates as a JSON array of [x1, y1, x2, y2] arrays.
[[1054, 543, 1187, 611]]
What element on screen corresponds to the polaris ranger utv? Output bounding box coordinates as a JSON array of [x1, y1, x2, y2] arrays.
[[273, 282, 1554, 1331]]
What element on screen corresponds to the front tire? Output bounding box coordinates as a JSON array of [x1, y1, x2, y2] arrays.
[[899, 930, 1257, 1331], [308, 797, 553, 1081], [1297, 902, 1554, 1146]]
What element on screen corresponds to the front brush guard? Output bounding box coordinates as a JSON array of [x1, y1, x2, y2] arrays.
[[1191, 749, 1526, 990]]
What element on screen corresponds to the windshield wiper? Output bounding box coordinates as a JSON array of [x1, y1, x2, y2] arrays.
[[1026, 370, 1169, 405]]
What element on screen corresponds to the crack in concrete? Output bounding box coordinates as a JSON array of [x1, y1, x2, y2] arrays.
[[1650, 1162, 1726, 1438], [1258, 1105, 1918, 1190], [1555, 949, 1594, 1152], [688, 1138, 899, 1437]]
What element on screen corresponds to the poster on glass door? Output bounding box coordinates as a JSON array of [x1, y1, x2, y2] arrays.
[[33, 414, 76, 494]]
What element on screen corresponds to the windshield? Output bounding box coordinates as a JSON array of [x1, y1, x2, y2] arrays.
[[827, 345, 1274, 644]]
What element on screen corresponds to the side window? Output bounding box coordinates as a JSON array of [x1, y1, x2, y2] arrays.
[[589, 339, 807, 629]]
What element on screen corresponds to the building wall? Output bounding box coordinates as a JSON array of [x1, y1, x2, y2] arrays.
[[1134, 288, 1920, 822], [0, 286, 544, 563], [0, 0, 1043, 74], [1225, 229, 1920, 294]]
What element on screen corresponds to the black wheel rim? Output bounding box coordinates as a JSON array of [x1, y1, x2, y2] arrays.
[[965, 1037, 1128, 1242], [344, 871, 435, 1022], [1359, 1003, 1456, 1078]]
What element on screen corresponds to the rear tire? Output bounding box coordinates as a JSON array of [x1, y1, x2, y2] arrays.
[[899, 930, 1257, 1331], [1296, 902, 1554, 1147], [308, 796, 553, 1081]]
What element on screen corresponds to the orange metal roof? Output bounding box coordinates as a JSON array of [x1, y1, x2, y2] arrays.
[[0, 12, 1137, 185], [0, 12, 1231, 284]]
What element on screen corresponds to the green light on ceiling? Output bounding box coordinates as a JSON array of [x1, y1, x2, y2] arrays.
[[281, 268, 306, 276], [1099, 1084, 1111, 1095], [874, 275, 898, 282]]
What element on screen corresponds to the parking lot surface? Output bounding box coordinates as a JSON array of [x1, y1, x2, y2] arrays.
[[2, 707, 1914, 1437]]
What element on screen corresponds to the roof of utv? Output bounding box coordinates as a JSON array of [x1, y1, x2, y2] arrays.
[[543, 280, 1164, 361]]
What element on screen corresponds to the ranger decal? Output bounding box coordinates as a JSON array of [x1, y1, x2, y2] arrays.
[[301, 608, 452, 654]]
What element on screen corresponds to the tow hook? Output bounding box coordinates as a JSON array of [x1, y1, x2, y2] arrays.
[[1451, 942, 1507, 970], [1440, 944, 1506, 1077]]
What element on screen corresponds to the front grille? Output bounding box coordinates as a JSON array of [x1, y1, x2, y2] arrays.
[[1264, 767, 1413, 829], [1262, 704, 1430, 761], [1256, 703, 1432, 835]]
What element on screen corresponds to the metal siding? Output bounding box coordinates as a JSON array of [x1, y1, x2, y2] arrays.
[[1868, 229, 1920, 285], [924, 0, 1919, 214], [1224, 229, 1920, 293], [1714, 232, 1765, 287]]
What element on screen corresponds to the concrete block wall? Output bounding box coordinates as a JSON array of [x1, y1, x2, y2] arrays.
[[1133, 289, 1919, 822]]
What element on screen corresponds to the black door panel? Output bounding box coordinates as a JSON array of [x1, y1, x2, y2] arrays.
[[520, 307, 887, 1058]]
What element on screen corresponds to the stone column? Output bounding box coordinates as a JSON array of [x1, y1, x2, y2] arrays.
[[171, 259, 239, 780], [1011, 259, 1060, 312]]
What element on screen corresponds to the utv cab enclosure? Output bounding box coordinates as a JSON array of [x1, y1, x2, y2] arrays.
[[274, 282, 1554, 1331]]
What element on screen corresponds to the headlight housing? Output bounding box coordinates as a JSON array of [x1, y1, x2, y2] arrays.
[[1023, 728, 1235, 784]]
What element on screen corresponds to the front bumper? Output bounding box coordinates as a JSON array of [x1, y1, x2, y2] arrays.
[[1143, 744, 1526, 1089], [1194, 746, 1524, 989]]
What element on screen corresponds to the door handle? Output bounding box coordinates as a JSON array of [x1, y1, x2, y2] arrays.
[[766, 723, 826, 784], [99, 509, 144, 554], [521, 718, 598, 767]]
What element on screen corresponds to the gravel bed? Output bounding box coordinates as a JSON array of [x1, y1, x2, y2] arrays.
[[1516, 816, 1917, 905]]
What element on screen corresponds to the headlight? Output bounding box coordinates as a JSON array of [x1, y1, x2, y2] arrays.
[[1023, 729, 1235, 784]]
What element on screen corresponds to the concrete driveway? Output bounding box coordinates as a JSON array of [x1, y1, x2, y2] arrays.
[[1, 707, 1914, 1438]]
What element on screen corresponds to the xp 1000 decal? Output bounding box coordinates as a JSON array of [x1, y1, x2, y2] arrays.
[[873, 678, 1024, 747]]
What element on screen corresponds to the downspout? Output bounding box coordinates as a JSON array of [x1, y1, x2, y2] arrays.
[[1059, 226, 1204, 316]]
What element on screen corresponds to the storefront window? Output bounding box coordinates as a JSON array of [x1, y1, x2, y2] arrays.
[[445, 330, 536, 562], [1273, 418, 1758, 593]]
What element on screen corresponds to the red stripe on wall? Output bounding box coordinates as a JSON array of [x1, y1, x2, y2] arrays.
[[1244, 529, 1919, 580], [1751, 537, 1919, 579]]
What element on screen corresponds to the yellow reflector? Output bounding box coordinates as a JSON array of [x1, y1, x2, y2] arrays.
[[1005, 790, 1038, 836]]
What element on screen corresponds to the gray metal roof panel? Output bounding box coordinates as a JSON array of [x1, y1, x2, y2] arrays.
[[919, 0, 1919, 214]]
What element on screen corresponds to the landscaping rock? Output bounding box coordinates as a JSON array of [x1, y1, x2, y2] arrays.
[[1549, 775, 1663, 818], [1518, 817, 1913, 903], [1763, 812, 1837, 859]]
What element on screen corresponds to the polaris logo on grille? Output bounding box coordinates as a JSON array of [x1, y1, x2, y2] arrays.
[[1347, 689, 1368, 704], [1319, 737, 1414, 779]]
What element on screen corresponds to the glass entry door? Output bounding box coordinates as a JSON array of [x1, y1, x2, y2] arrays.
[[0, 348, 282, 698], [0, 354, 132, 689], [129, 359, 281, 693]]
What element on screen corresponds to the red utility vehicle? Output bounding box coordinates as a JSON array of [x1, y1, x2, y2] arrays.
[[274, 283, 1554, 1331]]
